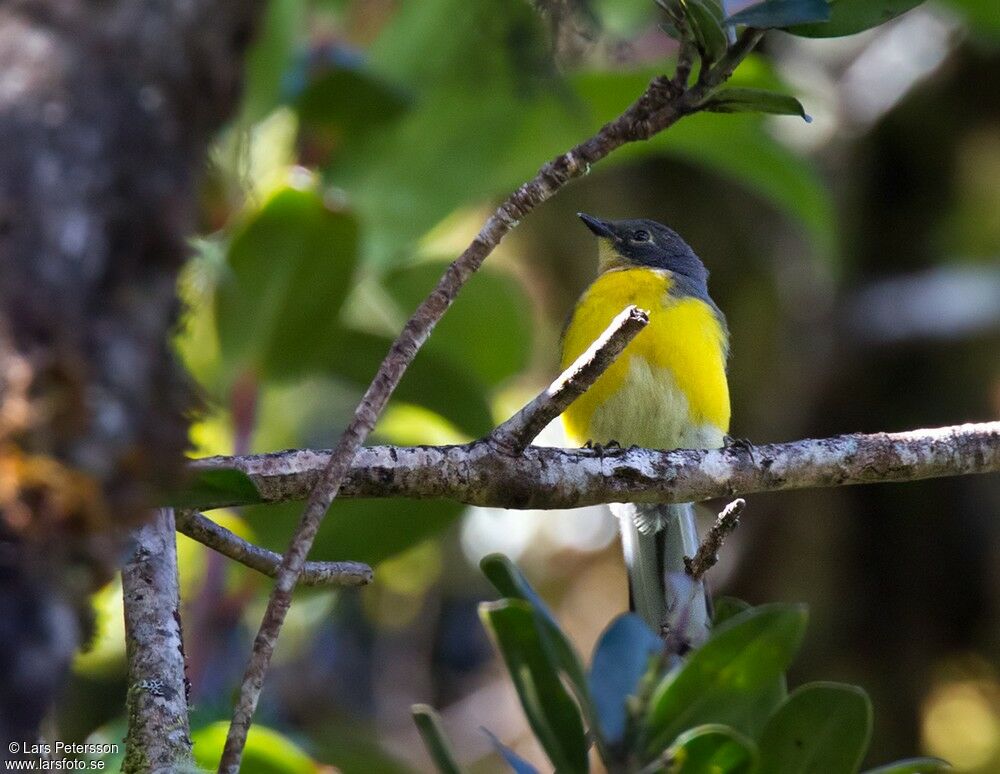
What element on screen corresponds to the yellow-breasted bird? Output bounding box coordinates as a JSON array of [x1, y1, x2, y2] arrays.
[[561, 213, 730, 646]]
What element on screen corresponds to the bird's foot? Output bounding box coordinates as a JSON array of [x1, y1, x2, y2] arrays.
[[584, 439, 622, 456], [724, 434, 756, 462]]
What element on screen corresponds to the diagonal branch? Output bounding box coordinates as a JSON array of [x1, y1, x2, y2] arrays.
[[489, 305, 648, 454], [174, 510, 372, 587], [221, 26, 779, 769], [685, 498, 745, 580], [190, 422, 1000, 510]]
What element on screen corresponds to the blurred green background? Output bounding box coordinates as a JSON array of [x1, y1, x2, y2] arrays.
[[60, 1, 999, 771]]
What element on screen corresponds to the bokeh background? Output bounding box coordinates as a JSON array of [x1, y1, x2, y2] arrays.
[[57, 1, 998, 771]]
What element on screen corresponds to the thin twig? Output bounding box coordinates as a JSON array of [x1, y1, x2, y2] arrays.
[[190, 422, 1000, 511], [490, 305, 648, 454], [122, 509, 193, 773], [219, 28, 774, 769], [174, 510, 372, 587], [684, 498, 745, 580]]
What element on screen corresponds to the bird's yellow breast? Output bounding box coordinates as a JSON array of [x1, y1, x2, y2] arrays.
[[560, 267, 730, 449]]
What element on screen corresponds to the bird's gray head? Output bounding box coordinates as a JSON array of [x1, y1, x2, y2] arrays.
[[577, 212, 709, 289]]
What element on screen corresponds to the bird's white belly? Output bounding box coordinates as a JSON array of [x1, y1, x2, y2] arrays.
[[586, 356, 725, 450]]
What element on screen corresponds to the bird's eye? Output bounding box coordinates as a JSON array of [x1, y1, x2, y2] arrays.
[[632, 229, 651, 242]]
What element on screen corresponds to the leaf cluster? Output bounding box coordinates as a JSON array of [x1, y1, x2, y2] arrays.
[[413, 555, 949, 774]]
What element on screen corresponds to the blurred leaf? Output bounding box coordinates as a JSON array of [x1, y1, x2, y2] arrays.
[[712, 596, 751, 625], [685, 0, 729, 63], [243, 498, 464, 567], [480, 600, 589, 773], [571, 69, 836, 256], [482, 727, 541, 774], [215, 187, 359, 380], [863, 759, 952, 773], [588, 613, 662, 745], [724, 0, 831, 27], [383, 263, 533, 387], [329, 0, 569, 265], [192, 721, 318, 773], [664, 724, 758, 773], [321, 328, 494, 437], [240, 0, 305, 124], [480, 554, 591, 713], [643, 604, 808, 756], [943, 0, 1000, 37], [296, 66, 409, 141], [412, 705, 462, 774], [789, 1, 924, 37], [169, 468, 261, 509], [757, 682, 873, 774], [704, 88, 810, 120], [592, 0, 657, 37]]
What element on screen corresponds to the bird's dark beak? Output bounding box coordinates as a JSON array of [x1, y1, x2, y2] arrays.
[[577, 212, 615, 238]]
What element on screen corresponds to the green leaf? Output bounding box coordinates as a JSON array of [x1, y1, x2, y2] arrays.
[[240, 0, 305, 124], [724, 0, 830, 28], [329, 0, 568, 266], [383, 263, 533, 387], [243, 498, 463, 566], [703, 88, 811, 121], [480, 555, 592, 715], [863, 758, 952, 773], [788, 1, 924, 37], [757, 682, 874, 774], [642, 603, 808, 756], [684, 0, 729, 64], [192, 721, 318, 773], [665, 724, 758, 773], [321, 328, 494, 438], [295, 66, 410, 142], [168, 468, 261, 509], [215, 187, 359, 380], [588, 614, 662, 745], [480, 600, 589, 773], [712, 597, 751, 625], [412, 705, 462, 774]]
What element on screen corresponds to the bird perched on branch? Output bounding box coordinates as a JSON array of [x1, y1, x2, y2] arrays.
[[561, 213, 730, 647]]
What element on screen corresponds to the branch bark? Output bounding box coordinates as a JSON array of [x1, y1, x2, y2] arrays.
[[175, 510, 372, 587], [122, 509, 192, 773], [220, 26, 764, 770], [191, 422, 1000, 510]]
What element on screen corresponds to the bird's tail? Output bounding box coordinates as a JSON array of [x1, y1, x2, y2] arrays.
[[611, 502, 710, 648]]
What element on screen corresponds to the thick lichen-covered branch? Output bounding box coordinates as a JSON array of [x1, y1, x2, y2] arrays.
[[191, 422, 1000, 511]]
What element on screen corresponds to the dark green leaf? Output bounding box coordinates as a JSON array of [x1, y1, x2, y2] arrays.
[[215, 187, 359, 380], [789, 1, 924, 37], [757, 682, 873, 774], [480, 600, 589, 773], [482, 728, 540, 774], [665, 724, 758, 773], [169, 468, 261, 509], [321, 328, 494, 438], [243, 498, 463, 566], [642, 604, 808, 756], [588, 614, 662, 745], [684, 0, 729, 64], [412, 705, 463, 774], [703, 87, 811, 121], [383, 264, 533, 387], [295, 66, 410, 140], [863, 758, 952, 773], [712, 597, 751, 625], [480, 555, 592, 715], [239, 0, 304, 123], [724, 0, 830, 28]]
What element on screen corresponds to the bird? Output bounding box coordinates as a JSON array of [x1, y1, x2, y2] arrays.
[[560, 213, 730, 647]]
